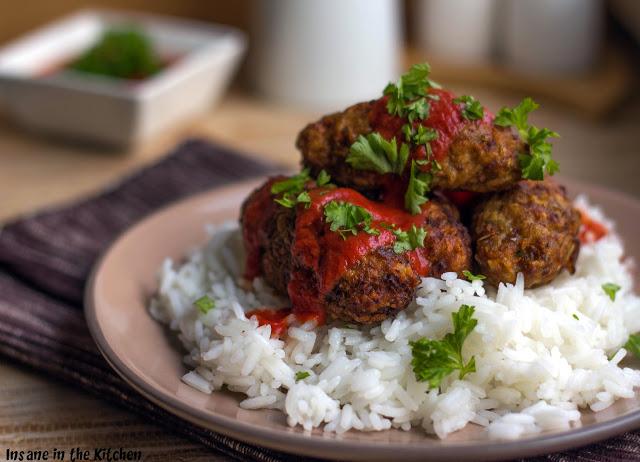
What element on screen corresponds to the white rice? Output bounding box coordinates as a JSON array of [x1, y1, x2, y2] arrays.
[[149, 196, 640, 440]]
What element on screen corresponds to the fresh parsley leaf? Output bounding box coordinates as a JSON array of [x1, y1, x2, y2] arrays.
[[410, 305, 478, 388], [413, 125, 438, 146], [296, 191, 311, 206], [347, 133, 409, 175], [494, 98, 559, 180], [194, 295, 215, 314], [625, 334, 640, 358], [494, 97, 539, 138], [271, 169, 311, 195], [572, 314, 580, 320], [404, 160, 432, 215], [383, 63, 440, 118], [602, 282, 621, 301], [453, 95, 484, 120], [324, 201, 379, 239], [518, 126, 560, 180], [393, 225, 427, 254], [271, 170, 315, 208], [462, 270, 486, 281], [406, 97, 429, 123], [316, 169, 331, 186], [295, 371, 311, 381], [274, 191, 312, 209]]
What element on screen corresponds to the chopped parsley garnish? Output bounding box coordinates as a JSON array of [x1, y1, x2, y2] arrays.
[[69, 27, 161, 80], [274, 191, 311, 208], [403, 124, 439, 159], [324, 201, 379, 239], [573, 314, 580, 320], [393, 225, 427, 254], [625, 334, 640, 359], [405, 97, 430, 123], [194, 295, 215, 314], [602, 282, 621, 301], [271, 169, 310, 195], [410, 304, 477, 388], [404, 160, 432, 215], [316, 169, 332, 186], [271, 169, 326, 208], [453, 95, 484, 120], [347, 133, 409, 175], [383, 63, 440, 121], [493, 97, 559, 180], [462, 270, 486, 281], [295, 371, 311, 381]]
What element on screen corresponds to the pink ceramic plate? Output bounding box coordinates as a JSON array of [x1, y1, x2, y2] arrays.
[[85, 177, 640, 461]]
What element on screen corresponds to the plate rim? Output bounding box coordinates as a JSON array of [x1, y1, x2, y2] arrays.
[[85, 176, 640, 461]]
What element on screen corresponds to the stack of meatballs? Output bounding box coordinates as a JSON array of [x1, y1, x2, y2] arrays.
[[241, 71, 581, 325]]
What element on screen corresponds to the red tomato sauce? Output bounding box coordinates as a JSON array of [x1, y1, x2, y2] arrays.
[[369, 88, 494, 168], [244, 308, 325, 337], [243, 186, 436, 336], [288, 187, 432, 316], [442, 190, 479, 208], [241, 178, 282, 280], [579, 209, 608, 243]]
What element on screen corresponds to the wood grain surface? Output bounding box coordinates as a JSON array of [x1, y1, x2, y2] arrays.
[[1, 87, 639, 460]]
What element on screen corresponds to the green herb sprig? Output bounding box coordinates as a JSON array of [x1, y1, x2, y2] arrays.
[[194, 295, 215, 314], [453, 95, 484, 121], [410, 305, 478, 388], [625, 334, 640, 358], [494, 97, 559, 180], [324, 201, 379, 239], [347, 133, 409, 175], [383, 63, 440, 120], [462, 270, 486, 282], [393, 225, 427, 254], [271, 169, 333, 208], [295, 371, 311, 382], [404, 160, 433, 215], [602, 282, 621, 301]]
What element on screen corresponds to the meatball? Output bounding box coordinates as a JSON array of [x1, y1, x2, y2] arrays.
[[296, 96, 524, 195], [436, 123, 522, 192], [325, 247, 419, 324], [296, 101, 381, 194], [471, 180, 581, 288], [241, 179, 472, 324]]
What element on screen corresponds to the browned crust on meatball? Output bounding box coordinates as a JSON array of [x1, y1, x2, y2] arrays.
[[296, 101, 523, 194], [432, 123, 522, 192], [324, 247, 420, 324], [261, 204, 296, 294], [471, 180, 581, 288], [296, 101, 382, 194], [421, 196, 473, 278]]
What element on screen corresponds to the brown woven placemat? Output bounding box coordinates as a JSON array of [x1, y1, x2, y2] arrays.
[[0, 138, 636, 461]]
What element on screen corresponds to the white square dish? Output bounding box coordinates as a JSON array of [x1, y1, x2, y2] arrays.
[[0, 9, 247, 147]]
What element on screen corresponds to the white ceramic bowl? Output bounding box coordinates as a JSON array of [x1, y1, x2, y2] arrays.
[[0, 9, 247, 147]]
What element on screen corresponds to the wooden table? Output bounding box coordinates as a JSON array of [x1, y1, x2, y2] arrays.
[[1, 88, 639, 460]]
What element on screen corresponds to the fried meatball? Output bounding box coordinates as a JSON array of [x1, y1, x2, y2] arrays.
[[471, 180, 581, 288], [297, 92, 524, 195], [325, 247, 419, 324], [242, 179, 472, 324], [436, 123, 522, 192]]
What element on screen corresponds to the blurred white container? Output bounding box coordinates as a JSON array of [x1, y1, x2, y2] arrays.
[[249, 0, 400, 109], [0, 10, 246, 147], [413, 0, 497, 65], [501, 0, 603, 76]]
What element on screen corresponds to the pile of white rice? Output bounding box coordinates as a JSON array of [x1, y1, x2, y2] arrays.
[[149, 197, 640, 440]]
